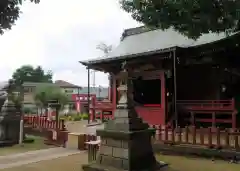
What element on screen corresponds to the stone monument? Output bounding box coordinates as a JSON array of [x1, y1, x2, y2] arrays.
[[82, 61, 168, 171], [0, 92, 21, 145]]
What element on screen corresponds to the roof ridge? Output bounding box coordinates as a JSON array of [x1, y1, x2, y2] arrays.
[[121, 26, 158, 41]]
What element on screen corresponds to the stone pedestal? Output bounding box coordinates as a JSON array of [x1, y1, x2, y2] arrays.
[[82, 62, 168, 171]]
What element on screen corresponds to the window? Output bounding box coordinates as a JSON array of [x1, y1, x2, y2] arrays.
[[133, 79, 161, 105], [65, 89, 73, 93]]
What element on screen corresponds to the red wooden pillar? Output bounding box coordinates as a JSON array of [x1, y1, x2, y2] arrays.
[[91, 96, 96, 121], [112, 74, 117, 110], [160, 71, 166, 125], [108, 75, 111, 101]]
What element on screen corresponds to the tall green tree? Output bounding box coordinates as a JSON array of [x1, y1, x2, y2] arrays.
[[0, 0, 40, 34], [120, 0, 240, 39], [34, 85, 68, 114], [12, 65, 53, 85]]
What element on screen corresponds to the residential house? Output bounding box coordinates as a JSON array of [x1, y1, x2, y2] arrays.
[[78, 86, 109, 100], [23, 81, 81, 108], [54, 80, 81, 95], [23, 82, 57, 107]]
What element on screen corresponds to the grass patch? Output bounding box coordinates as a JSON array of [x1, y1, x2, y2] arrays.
[[0, 135, 54, 156], [156, 153, 240, 171]]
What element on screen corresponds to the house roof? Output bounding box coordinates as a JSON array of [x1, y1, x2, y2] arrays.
[[80, 26, 239, 66], [22, 80, 81, 89], [22, 82, 56, 87], [78, 87, 108, 98], [54, 80, 81, 88]]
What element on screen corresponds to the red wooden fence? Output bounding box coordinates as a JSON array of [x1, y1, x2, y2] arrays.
[[24, 116, 65, 130], [150, 125, 240, 149], [82, 125, 240, 151]]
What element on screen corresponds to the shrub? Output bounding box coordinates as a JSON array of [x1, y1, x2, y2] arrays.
[[23, 137, 35, 143], [73, 115, 82, 121], [81, 113, 89, 120]]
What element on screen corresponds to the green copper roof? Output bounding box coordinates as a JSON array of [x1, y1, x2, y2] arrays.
[[80, 26, 238, 65]]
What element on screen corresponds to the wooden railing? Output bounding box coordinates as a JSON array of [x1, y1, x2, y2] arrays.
[[83, 125, 240, 162], [44, 129, 68, 147], [151, 125, 240, 149], [176, 99, 235, 111], [89, 96, 114, 121], [24, 116, 65, 130], [176, 99, 237, 128]]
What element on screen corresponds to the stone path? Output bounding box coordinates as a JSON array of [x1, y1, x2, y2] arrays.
[[0, 147, 81, 169]]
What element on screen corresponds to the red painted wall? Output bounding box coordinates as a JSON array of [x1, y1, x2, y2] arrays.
[[112, 71, 166, 125]]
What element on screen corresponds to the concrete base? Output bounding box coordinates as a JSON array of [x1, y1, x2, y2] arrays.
[[82, 161, 168, 171]]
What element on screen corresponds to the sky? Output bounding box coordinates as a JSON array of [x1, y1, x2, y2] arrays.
[[0, 0, 140, 87]]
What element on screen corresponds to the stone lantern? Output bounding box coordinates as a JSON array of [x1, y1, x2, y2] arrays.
[[82, 61, 168, 171], [0, 96, 21, 145]]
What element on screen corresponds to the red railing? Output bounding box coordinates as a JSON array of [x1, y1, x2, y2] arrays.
[[150, 125, 240, 149], [83, 125, 240, 162], [176, 99, 237, 128], [89, 96, 114, 121], [83, 125, 240, 150], [24, 116, 65, 130], [176, 99, 235, 111], [88, 99, 237, 128]]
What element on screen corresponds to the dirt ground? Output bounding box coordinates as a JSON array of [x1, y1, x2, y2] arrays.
[[0, 136, 53, 156], [0, 152, 88, 171], [1, 152, 240, 171]]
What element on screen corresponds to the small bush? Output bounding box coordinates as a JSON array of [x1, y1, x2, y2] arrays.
[[73, 115, 82, 121], [67, 115, 73, 121], [23, 137, 35, 143], [81, 113, 89, 120]]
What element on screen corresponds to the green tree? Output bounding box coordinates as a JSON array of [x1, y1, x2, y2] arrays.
[[34, 85, 68, 114], [120, 0, 240, 39], [12, 65, 53, 85], [0, 0, 40, 34]]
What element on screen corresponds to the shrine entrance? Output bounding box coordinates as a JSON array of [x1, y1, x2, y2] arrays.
[[130, 71, 165, 125]]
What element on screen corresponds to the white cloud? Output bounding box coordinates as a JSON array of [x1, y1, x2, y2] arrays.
[[0, 0, 140, 86]]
